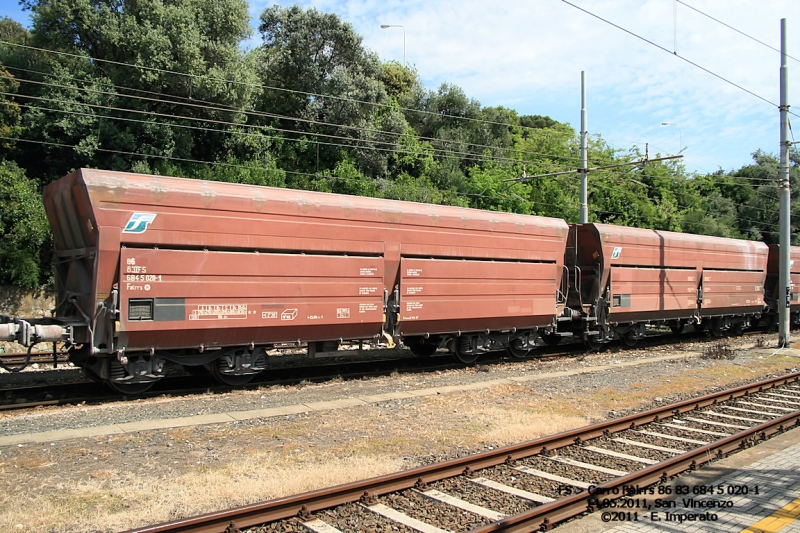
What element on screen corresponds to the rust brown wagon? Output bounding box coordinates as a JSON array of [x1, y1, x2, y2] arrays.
[[564, 223, 769, 348], [765, 244, 800, 327], [5, 169, 569, 391]]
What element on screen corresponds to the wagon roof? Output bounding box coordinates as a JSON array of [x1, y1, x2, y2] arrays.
[[591, 223, 769, 255], [53, 169, 568, 237]]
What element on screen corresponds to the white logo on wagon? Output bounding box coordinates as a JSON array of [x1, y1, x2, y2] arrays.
[[611, 246, 622, 259], [337, 308, 351, 319], [123, 213, 157, 234]]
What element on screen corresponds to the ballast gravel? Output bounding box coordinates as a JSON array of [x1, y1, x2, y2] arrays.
[[1, 333, 799, 533], [0, 335, 775, 438], [433, 476, 536, 516]]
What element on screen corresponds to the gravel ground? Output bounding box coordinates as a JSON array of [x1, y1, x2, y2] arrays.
[[555, 447, 643, 472], [316, 503, 417, 533], [433, 477, 536, 516], [384, 489, 491, 531], [1, 334, 799, 533], [488, 465, 567, 500], [0, 336, 769, 437]]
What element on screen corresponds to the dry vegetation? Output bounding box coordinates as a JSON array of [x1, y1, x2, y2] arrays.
[[0, 347, 798, 532]]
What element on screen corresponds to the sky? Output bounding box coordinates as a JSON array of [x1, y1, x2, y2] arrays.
[[2, 0, 798, 174]]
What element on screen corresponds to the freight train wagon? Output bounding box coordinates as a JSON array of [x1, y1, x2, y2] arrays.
[[1, 169, 569, 392], [1, 169, 794, 392], [562, 223, 770, 348], [765, 244, 800, 327]]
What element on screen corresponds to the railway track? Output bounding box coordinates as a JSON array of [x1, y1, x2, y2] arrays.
[[0, 352, 462, 411], [0, 331, 769, 412], [0, 349, 69, 370], [122, 370, 800, 533]]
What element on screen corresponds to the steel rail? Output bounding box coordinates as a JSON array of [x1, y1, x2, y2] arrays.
[[0, 352, 69, 364], [1, 329, 761, 413], [471, 404, 800, 532], [123, 370, 800, 533]]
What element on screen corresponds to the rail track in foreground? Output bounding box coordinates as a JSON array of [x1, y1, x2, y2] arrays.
[[123, 370, 800, 533]]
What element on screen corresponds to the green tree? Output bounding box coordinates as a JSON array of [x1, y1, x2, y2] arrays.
[[0, 160, 50, 288], [381, 61, 416, 100], [255, 5, 401, 177], [12, 0, 261, 181], [0, 63, 23, 149], [729, 150, 800, 244]]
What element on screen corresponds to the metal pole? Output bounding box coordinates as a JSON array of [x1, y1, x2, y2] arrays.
[[661, 122, 682, 154], [580, 71, 588, 223], [402, 27, 406, 67], [779, 18, 791, 347], [380, 25, 405, 67], [673, 0, 677, 54]]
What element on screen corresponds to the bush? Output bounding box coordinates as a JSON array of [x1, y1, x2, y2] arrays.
[[0, 161, 50, 289]]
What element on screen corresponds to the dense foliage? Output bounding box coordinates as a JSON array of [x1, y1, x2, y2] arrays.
[[0, 3, 797, 289]]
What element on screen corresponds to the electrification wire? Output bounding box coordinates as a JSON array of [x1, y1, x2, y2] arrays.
[[0, 134, 442, 191], [2, 47, 788, 191], [0, 134, 284, 172], [560, 0, 800, 120], [2, 90, 543, 167], [597, 165, 788, 216], [4, 65, 587, 165], [1, 133, 784, 233], [0, 39, 559, 133], [0, 134, 575, 209], [677, 0, 800, 63], [583, 165, 783, 222], [588, 175, 782, 231], [7, 39, 776, 178], [10, 91, 783, 193]]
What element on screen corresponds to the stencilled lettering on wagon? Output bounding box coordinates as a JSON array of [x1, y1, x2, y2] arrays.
[[189, 304, 248, 320]]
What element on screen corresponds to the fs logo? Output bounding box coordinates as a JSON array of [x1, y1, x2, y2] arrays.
[[123, 213, 157, 234]]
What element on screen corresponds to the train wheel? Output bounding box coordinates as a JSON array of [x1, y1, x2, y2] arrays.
[[708, 319, 723, 338], [669, 322, 684, 335], [408, 340, 437, 357], [621, 330, 638, 347], [106, 380, 154, 395], [210, 361, 256, 386], [585, 337, 604, 351], [183, 365, 211, 377], [731, 322, 745, 336], [505, 338, 532, 358], [208, 357, 256, 387], [82, 367, 105, 384], [452, 337, 480, 365]]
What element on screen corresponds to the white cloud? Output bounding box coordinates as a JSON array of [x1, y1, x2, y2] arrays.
[[313, 0, 797, 172]]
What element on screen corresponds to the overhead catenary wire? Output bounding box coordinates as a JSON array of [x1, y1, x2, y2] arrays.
[[560, 0, 800, 120], [2, 90, 545, 167], [5, 79, 784, 188], [588, 174, 783, 231], [0, 134, 574, 210], [0, 132, 785, 232], [0, 34, 792, 230], [677, 0, 800, 63], [3, 64, 590, 165], [11, 93, 782, 191], [0, 39, 565, 134], [5, 38, 791, 177]]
